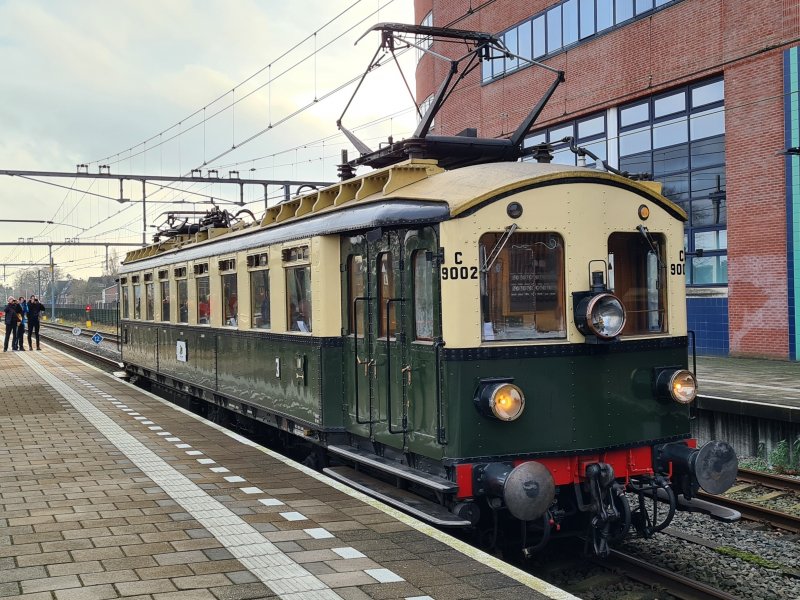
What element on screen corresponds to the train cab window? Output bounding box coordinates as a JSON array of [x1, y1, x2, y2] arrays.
[[378, 252, 396, 338], [196, 276, 210, 324], [221, 273, 237, 327], [177, 279, 188, 323], [286, 266, 312, 332], [479, 231, 566, 341], [122, 286, 130, 319], [145, 282, 154, 320], [133, 284, 142, 319], [347, 255, 365, 336], [608, 232, 667, 335], [413, 251, 434, 340], [160, 281, 170, 321]]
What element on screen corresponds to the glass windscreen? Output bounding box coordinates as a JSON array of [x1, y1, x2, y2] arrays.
[[250, 270, 270, 329], [287, 266, 312, 332], [480, 231, 566, 341]]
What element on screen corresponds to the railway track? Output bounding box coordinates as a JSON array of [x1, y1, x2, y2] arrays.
[[39, 324, 123, 370], [41, 321, 120, 343], [699, 467, 800, 533]]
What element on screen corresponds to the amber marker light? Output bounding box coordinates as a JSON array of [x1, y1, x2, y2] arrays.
[[475, 380, 526, 421], [656, 369, 698, 404], [638, 204, 650, 220]]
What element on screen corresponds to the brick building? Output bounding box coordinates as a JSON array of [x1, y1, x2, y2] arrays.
[[414, 0, 800, 360]]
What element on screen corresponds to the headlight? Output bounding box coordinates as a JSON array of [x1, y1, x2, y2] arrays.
[[575, 293, 626, 340], [657, 368, 698, 404], [475, 381, 525, 421]]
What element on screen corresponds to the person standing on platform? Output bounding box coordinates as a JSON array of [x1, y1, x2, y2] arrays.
[[4, 297, 19, 351], [16, 297, 28, 351], [27, 295, 45, 350]]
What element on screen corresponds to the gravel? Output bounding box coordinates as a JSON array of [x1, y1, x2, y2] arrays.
[[40, 324, 122, 365]]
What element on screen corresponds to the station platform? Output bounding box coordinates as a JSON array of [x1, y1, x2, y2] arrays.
[[695, 355, 800, 422], [0, 348, 576, 600]]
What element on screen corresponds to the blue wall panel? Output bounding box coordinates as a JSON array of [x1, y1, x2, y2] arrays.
[[687, 297, 729, 356]]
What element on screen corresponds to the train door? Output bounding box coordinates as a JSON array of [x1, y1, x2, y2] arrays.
[[341, 228, 443, 458]]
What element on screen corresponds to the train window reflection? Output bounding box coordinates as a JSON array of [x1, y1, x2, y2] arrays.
[[122, 286, 130, 319], [480, 232, 566, 341], [287, 266, 312, 332], [160, 281, 170, 322], [250, 270, 270, 329], [222, 273, 237, 327], [196, 276, 210, 324], [133, 285, 142, 319], [413, 251, 434, 340], [608, 232, 667, 335], [177, 279, 188, 323], [145, 283, 154, 320], [378, 253, 396, 338], [347, 255, 365, 336]]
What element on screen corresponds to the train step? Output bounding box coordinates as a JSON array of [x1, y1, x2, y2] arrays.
[[326, 444, 458, 493], [323, 465, 471, 527]]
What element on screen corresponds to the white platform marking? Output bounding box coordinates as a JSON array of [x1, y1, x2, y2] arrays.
[[259, 499, 285, 507], [366, 569, 404, 583], [332, 547, 365, 559]]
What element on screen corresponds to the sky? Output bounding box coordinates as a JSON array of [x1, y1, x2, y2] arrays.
[[0, 0, 417, 283]]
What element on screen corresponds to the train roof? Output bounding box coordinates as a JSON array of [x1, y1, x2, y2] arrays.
[[122, 159, 686, 268]]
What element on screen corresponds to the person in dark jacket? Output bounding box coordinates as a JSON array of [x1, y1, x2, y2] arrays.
[[4, 296, 19, 351], [16, 297, 27, 351], [27, 295, 45, 350]]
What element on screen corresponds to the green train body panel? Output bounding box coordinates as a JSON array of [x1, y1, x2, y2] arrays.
[[122, 322, 344, 430], [441, 343, 689, 460]]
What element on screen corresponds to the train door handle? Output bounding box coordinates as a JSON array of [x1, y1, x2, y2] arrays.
[[357, 356, 374, 377], [401, 365, 412, 386]]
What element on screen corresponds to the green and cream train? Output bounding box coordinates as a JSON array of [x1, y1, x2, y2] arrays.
[[120, 157, 738, 556]]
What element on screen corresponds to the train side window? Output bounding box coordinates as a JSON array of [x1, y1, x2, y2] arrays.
[[133, 284, 142, 320], [221, 273, 237, 327], [413, 251, 434, 340], [160, 281, 170, 322], [347, 255, 365, 336], [608, 232, 667, 335], [196, 276, 210, 324], [177, 279, 188, 323], [378, 252, 396, 338], [286, 266, 312, 332], [479, 231, 566, 341], [250, 270, 270, 329], [145, 282, 154, 320], [122, 285, 130, 319]]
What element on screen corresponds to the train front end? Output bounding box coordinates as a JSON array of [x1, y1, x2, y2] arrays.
[[434, 162, 737, 555]]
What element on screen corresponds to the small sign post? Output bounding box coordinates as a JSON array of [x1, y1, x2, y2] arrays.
[[91, 333, 103, 345], [72, 327, 82, 336]]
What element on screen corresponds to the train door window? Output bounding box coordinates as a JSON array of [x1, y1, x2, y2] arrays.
[[378, 252, 396, 339], [479, 232, 566, 341], [250, 270, 270, 329], [221, 273, 237, 326], [196, 276, 210, 324], [286, 266, 311, 332], [160, 281, 170, 321], [145, 282, 154, 320], [413, 251, 434, 340], [608, 232, 667, 335], [133, 283, 142, 320], [347, 255, 365, 336], [122, 285, 130, 319], [177, 279, 188, 323]]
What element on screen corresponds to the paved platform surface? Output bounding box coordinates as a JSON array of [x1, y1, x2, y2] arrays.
[[0, 347, 575, 600], [695, 355, 800, 414]]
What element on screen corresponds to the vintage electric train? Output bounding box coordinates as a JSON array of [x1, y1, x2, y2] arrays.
[[119, 24, 738, 557], [119, 157, 738, 556]]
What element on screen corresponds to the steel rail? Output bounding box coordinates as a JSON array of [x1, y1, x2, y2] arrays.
[[595, 549, 740, 600], [39, 331, 123, 370], [697, 492, 800, 533], [737, 468, 800, 493], [41, 322, 120, 343]]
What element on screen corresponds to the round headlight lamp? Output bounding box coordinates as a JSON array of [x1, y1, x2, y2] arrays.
[[475, 381, 525, 421], [575, 293, 626, 340], [658, 369, 698, 404]]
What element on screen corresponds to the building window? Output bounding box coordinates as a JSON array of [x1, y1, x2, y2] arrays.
[[482, 0, 682, 83], [416, 11, 433, 62], [618, 77, 726, 285], [526, 111, 607, 167]]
